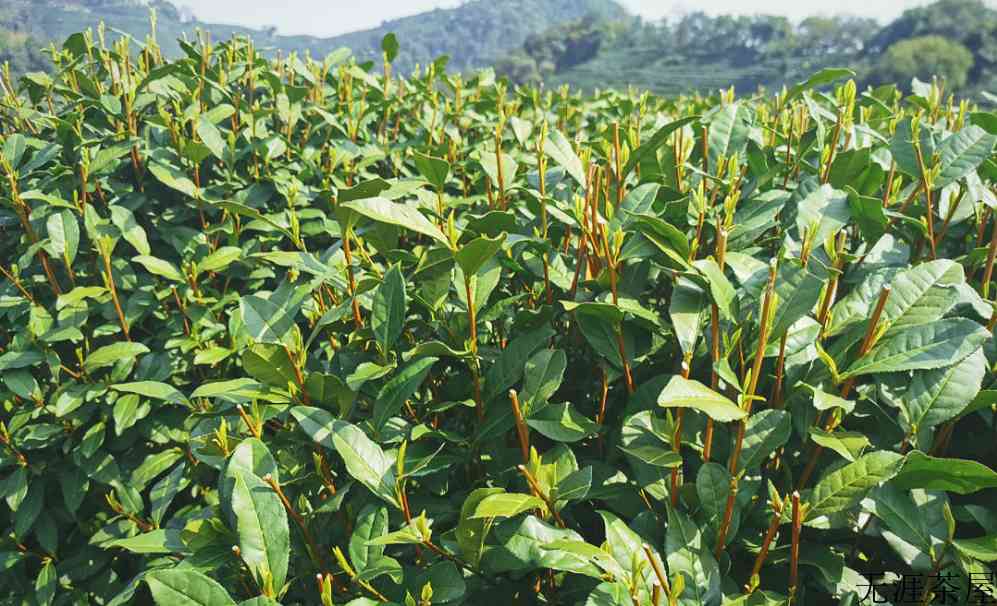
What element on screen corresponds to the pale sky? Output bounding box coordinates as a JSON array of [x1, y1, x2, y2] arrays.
[[169, 0, 978, 38]]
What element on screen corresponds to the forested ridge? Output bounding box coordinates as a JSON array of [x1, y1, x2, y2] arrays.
[[1, 0, 995, 98], [0, 0, 622, 76], [496, 0, 997, 98]]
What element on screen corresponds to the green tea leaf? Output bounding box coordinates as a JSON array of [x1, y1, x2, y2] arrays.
[[371, 263, 407, 356], [844, 319, 988, 377], [413, 152, 450, 191], [111, 381, 189, 406], [527, 403, 599, 443], [373, 357, 437, 431], [543, 128, 585, 186], [145, 569, 236, 606], [47, 209, 80, 266], [228, 469, 290, 591], [806, 451, 904, 521], [521, 349, 566, 409], [85, 342, 149, 372], [657, 375, 746, 422], [809, 429, 871, 463], [953, 535, 997, 562], [291, 407, 399, 508], [471, 492, 545, 519], [343, 197, 449, 247], [132, 255, 184, 282], [455, 233, 506, 277], [893, 451, 997, 494]]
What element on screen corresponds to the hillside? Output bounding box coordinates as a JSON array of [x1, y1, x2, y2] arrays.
[[2, 0, 996, 98], [0, 0, 624, 75], [0, 0, 263, 69], [497, 0, 997, 98], [319, 0, 622, 72]]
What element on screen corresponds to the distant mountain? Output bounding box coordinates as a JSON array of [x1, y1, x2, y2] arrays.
[[0, 0, 624, 75], [0, 0, 260, 68], [2, 0, 994, 99], [323, 0, 623, 72]]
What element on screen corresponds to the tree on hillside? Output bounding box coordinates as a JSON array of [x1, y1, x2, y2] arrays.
[[523, 16, 605, 74], [875, 35, 975, 90], [795, 16, 878, 57], [495, 51, 541, 85], [0, 29, 48, 75], [498, 15, 608, 83], [869, 0, 997, 85]]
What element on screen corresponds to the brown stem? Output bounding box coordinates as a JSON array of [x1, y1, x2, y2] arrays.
[[800, 286, 891, 490], [713, 473, 739, 557], [616, 330, 635, 395], [983, 219, 997, 300], [670, 360, 692, 507], [914, 143, 937, 260], [882, 162, 896, 209], [816, 233, 847, 332], [704, 229, 728, 462], [796, 448, 823, 493], [103, 252, 130, 341], [0, 432, 28, 467], [509, 389, 530, 464], [264, 474, 327, 574], [728, 261, 778, 475], [821, 109, 844, 184], [977, 207, 992, 248], [421, 538, 485, 578], [701, 125, 709, 176], [613, 121, 624, 205], [466, 277, 484, 422], [172, 287, 191, 336], [789, 492, 802, 602], [934, 187, 964, 247], [607, 257, 636, 395], [235, 405, 262, 439], [316, 450, 338, 497], [782, 116, 795, 189], [495, 127, 506, 209], [518, 465, 566, 528], [341, 226, 363, 330], [703, 323, 720, 461], [838, 285, 892, 399], [0, 264, 35, 304], [887, 183, 924, 229], [643, 543, 670, 602], [283, 344, 310, 404], [8, 186, 62, 296], [747, 496, 786, 592], [692, 211, 706, 260], [399, 481, 413, 523], [771, 334, 789, 408], [918, 543, 950, 606], [569, 232, 588, 299]]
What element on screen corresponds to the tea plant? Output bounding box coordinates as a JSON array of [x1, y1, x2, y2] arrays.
[[1, 27, 996, 606]]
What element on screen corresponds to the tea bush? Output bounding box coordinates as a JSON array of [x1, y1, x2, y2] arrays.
[[1, 29, 996, 606]]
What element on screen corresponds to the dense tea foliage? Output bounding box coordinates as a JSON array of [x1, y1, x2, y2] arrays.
[[1, 29, 997, 606]]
